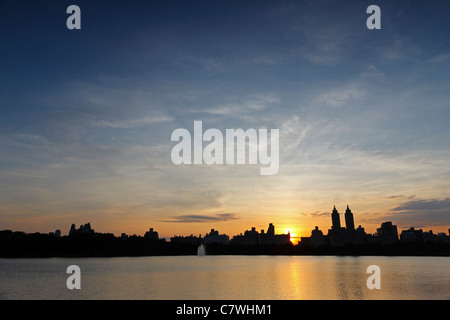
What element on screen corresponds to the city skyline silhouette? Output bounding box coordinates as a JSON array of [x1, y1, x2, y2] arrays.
[[39, 204, 450, 243], [2, 204, 449, 258]]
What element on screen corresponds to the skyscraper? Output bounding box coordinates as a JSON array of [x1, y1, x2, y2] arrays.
[[377, 221, 398, 244], [144, 227, 159, 240], [331, 206, 341, 230], [267, 223, 275, 236], [345, 205, 355, 231], [311, 226, 325, 247]]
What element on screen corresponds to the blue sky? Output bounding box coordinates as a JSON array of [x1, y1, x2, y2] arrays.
[[1, 0, 450, 238]]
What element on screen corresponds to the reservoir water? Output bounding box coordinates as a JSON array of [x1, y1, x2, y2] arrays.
[[1, 255, 449, 300]]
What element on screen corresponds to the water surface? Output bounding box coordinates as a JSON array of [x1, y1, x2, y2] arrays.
[[1, 256, 449, 300]]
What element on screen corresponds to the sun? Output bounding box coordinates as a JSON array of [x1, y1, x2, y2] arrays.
[[280, 228, 301, 244], [289, 232, 300, 245]]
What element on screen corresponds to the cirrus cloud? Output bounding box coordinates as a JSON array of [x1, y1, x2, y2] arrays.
[[162, 213, 239, 223], [92, 115, 173, 129]]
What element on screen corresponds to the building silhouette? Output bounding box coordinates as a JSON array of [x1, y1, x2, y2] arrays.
[[355, 225, 367, 243], [300, 205, 450, 248], [399, 227, 437, 244], [231, 223, 290, 245], [49, 229, 61, 237], [203, 229, 229, 244], [328, 206, 345, 246], [244, 227, 259, 245], [170, 234, 202, 245], [310, 226, 325, 247], [231, 227, 259, 246], [325, 206, 366, 246], [331, 206, 341, 230], [376, 222, 398, 244], [69, 223, 94, 236], [144, 228, 159, 240], [345, 205, 355, 231]]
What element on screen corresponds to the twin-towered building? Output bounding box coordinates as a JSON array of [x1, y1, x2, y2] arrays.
[[327, 205, 367, 247], [331, 205, 355, 231], [306, 205, 400, 247]]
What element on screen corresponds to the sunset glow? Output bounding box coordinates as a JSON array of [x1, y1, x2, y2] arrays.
[[1, 1, 450, 241]]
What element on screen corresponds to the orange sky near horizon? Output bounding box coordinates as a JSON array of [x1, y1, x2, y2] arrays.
[[4, 202, 449, 245]]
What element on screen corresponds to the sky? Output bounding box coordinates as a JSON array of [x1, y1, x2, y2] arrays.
[[1, 0, 450, 241]]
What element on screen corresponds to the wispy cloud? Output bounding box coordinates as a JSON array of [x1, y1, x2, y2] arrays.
[[196, 94, 280, 118], [427, 53, 450, 63], [279, 115, 310, 163], [92, 115, 173, 129], [162, 213, 239, 223], [300, 211, 329, 218], [268, 1, 363, 66], [316, 83, 366, 108], [383, 195, 416, 200]]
